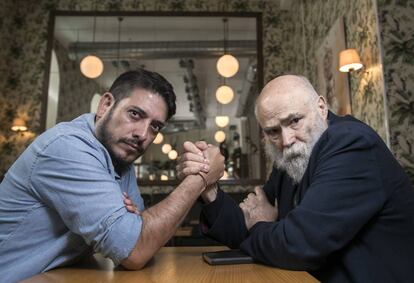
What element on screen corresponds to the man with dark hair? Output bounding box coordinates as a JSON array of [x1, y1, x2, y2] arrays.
[[108, 69, 176, 120], [178, 75, 414, 282], [0, 69, 225, 282]]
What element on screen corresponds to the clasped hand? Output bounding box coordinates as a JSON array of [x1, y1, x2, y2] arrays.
[[239, 186, 278, 230], [176, 141, 224, 187], [174, 140, 278, 229]]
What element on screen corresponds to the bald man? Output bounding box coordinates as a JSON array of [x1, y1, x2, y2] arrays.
[[177, 75, 414, 282]]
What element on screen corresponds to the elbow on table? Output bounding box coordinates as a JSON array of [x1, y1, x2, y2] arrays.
[[121, 255, 151, 270]]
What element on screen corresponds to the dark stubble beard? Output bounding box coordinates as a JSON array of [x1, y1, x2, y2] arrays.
[[95, 108, 138, 174], [264, 113, 328, 184]]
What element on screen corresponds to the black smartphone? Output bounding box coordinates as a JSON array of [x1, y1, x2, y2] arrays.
[[202, 249, 254, 265]]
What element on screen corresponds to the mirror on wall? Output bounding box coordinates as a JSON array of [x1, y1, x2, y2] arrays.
[[43, 11, 264, 184]]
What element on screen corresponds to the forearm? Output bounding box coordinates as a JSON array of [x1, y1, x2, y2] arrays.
[[121, 174, 204, 269], [201, 189, 249, 248]]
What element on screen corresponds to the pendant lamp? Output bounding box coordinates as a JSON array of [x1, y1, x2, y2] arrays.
[[214, 130, 226, 143], [153, 133, 163, 144], [216, 18, 239, 78], [80, 11, 103, 79], [216, 85, 234, 104]]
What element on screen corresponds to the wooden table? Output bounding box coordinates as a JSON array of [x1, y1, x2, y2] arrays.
[[22, 246, 319, 283]]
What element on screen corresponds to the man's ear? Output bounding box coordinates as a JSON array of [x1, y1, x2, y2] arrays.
[[317, 95, 328, 119], [96, 92, 115, 119]]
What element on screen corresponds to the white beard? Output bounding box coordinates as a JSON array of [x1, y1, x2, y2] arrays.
[[264, 114, 328, 184]]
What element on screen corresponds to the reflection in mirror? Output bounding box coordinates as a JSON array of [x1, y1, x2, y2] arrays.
[[45, 12, 263, 184]]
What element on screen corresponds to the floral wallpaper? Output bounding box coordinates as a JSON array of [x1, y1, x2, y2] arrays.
[[54, 40, 100, 123], [287, 0, 388, 143], [377, 0, 414, 181], [287, 0, 413, 182]]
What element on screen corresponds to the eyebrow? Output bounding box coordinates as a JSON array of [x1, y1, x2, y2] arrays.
[[130, 106, 166, 129], [263, 112, 302, 131], [281, 112, 302, 124]]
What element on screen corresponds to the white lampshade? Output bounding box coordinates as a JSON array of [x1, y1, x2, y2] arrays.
[[217, 54, 239, 78], [153, 133, 163, 144], [339, 49, 363, 72], [216, 85, 234, 104], [11, 118, 28, 132], [80, 55, 104, 78], [162, 143, 172, 154], [168, 149, 178, 160], [214, 130, 226, 143], [160, 174, 169, 181], [215, 116, 230, 127]]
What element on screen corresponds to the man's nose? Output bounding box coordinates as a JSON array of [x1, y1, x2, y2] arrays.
[[281, 128, 295, 148], [132, 122, 150, 142]]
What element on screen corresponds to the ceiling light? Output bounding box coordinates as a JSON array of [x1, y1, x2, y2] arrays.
[[215, 116, 230, 127], [214, 130, 226, 143], [153, 133, 163, 144], [80, 55, 104, 78], [80, 14, 104, 79], [216, 85, 234, 104], [217, 54, 239, 78], [162, 143, 172, 154], [168, 149, 178, 160], [216, 18, 239, 78]]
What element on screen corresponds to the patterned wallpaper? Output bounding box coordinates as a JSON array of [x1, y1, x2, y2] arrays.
[[54, 40, 100, 123], [287, 0, 413, 182], [377, 0, 414, 180], [287, 0, 388, 143]]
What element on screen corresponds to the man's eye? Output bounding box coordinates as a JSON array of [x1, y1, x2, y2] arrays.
[[151, 124, 161, 132], [291, 117, 301, 125], [129, 110, 140, 118], [264, 129, 279, 138]]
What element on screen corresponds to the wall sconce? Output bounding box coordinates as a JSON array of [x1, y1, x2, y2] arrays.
[[339, 48, 363, 72], [11, 118, 28, 132]]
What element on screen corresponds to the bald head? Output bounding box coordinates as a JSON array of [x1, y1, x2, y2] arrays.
[[255, 75, 329, 183], [255, 75, 320, 119]]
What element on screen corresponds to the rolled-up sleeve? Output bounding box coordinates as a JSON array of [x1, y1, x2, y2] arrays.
[[29, 134, 141, 265]]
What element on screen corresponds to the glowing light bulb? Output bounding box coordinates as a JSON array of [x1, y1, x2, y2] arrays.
[[80, 55, 104, 78], [217, 54, 239, 78]]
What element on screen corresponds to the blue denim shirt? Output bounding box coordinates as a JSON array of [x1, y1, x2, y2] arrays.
[[0, 114, 144, 282]]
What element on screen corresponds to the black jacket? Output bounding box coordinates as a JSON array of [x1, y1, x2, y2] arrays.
[[201, 112, 414, 282]]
